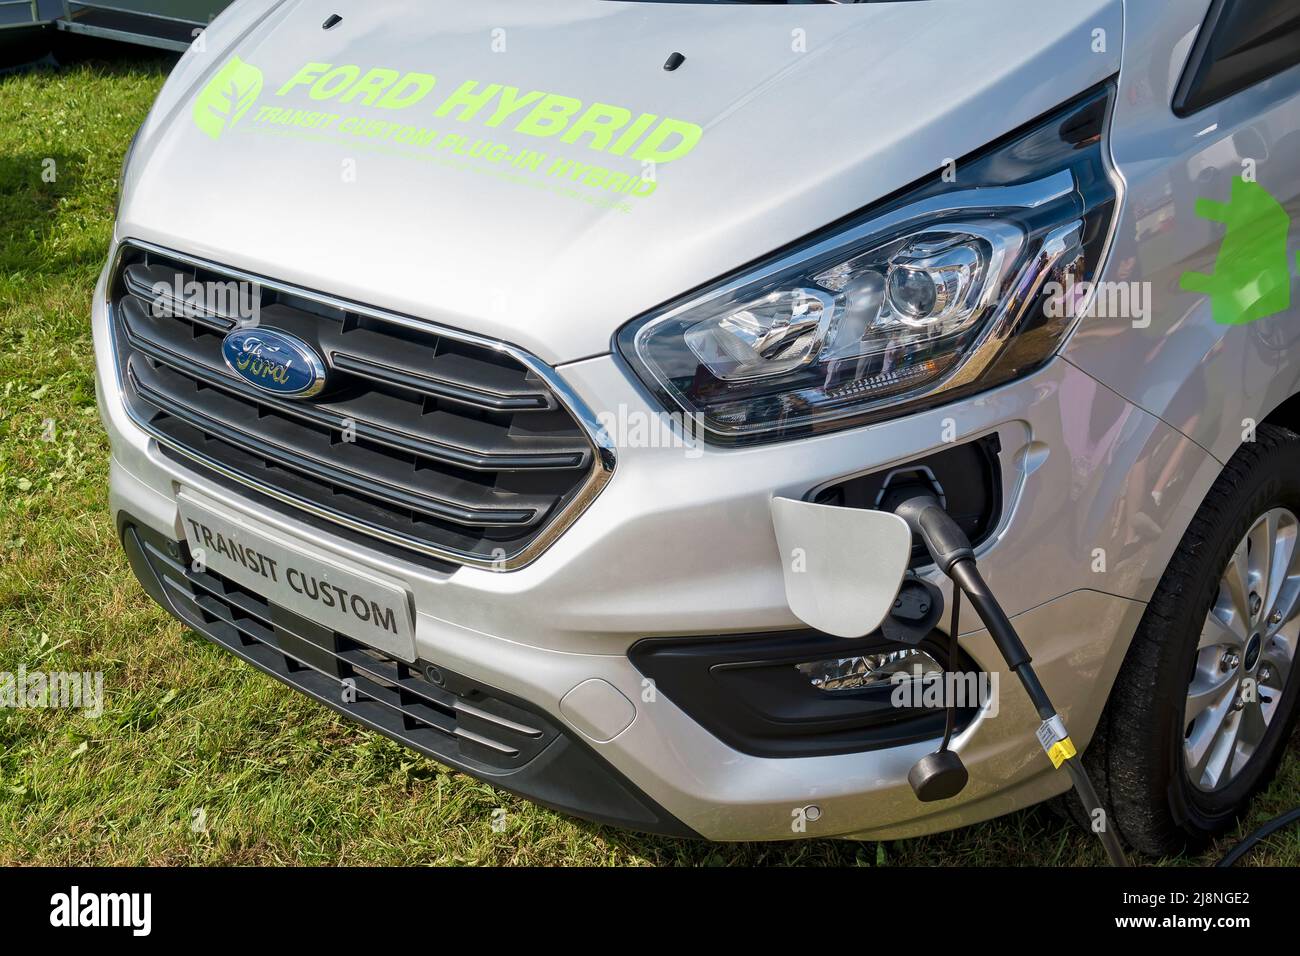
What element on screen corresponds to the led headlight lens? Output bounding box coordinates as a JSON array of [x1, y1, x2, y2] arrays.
[[881, 235, 985, 326], [684, 287, 834, 381], [617, 83, 1118, 444]]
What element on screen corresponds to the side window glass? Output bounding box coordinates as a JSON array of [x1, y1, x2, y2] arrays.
[[1174, 0, 1300, 116]]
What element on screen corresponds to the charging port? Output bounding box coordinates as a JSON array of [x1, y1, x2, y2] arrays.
[[813, 435, 1002, 566]]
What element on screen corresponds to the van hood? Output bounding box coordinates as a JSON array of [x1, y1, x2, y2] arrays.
[[122, 0, 1122, 364]]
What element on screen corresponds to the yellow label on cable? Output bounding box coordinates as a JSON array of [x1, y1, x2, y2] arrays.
[[1047, 736, 1077, 769]]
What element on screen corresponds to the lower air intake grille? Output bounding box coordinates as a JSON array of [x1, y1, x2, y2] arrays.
[[131, 525, 559, 772], [108, 241, 611, 568]]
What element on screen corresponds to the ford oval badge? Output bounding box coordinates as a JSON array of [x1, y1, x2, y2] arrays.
[[221, 328, 327, 398]]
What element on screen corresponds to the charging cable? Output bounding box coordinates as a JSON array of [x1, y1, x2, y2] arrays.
[[884, 487, 1130, 867]]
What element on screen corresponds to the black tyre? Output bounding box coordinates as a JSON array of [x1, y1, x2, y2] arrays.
[[1085, 423, 1300, 856]]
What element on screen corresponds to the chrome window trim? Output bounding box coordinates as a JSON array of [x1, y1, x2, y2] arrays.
[[106, 238, 616, 573]]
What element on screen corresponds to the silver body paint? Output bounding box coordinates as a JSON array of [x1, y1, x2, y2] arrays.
[[95, 0, 1300, 839]]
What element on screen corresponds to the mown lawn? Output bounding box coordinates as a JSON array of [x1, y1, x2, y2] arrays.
[[0, 51, 1297, 867]]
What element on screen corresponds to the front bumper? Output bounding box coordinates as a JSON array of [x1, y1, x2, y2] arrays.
[[118, 518, 695, 836], [94, 253, 1222, 841]]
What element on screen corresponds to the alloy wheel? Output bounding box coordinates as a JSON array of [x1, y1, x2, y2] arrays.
[[1183, 507, 1300, 791]]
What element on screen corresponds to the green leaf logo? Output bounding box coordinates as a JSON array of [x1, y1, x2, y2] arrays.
[[192, 55, 263, 141]]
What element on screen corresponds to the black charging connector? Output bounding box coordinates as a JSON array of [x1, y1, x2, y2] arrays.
[[883, 489, 975, 575]]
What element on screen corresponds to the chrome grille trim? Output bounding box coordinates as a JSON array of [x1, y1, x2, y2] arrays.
[[106, 238, 616, 571]]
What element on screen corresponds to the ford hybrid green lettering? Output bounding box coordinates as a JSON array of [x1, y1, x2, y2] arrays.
[[274, 61, 702, 163]]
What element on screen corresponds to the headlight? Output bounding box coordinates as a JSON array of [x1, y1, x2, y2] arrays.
[[617, 83, 1119, 444]]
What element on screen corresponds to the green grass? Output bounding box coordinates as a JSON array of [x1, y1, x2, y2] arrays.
[[0, 53, 1297, 866]]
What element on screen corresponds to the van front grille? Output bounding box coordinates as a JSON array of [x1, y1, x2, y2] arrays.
[[108, 242, 612, 568]]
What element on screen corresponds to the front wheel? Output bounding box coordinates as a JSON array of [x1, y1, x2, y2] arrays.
[[1087, 423, 1300, 856]]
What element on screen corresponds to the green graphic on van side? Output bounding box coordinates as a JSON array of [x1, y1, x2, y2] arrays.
[[192, 56, 264, 140], [1180, 177, 1293, 326]]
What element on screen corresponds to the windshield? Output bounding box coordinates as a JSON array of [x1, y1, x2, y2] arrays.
[[613, 1, 914, 5]]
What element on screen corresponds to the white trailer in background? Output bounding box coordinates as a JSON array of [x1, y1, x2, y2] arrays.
[[1, 1, 231, 58], [54, 1, 231, 51]]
